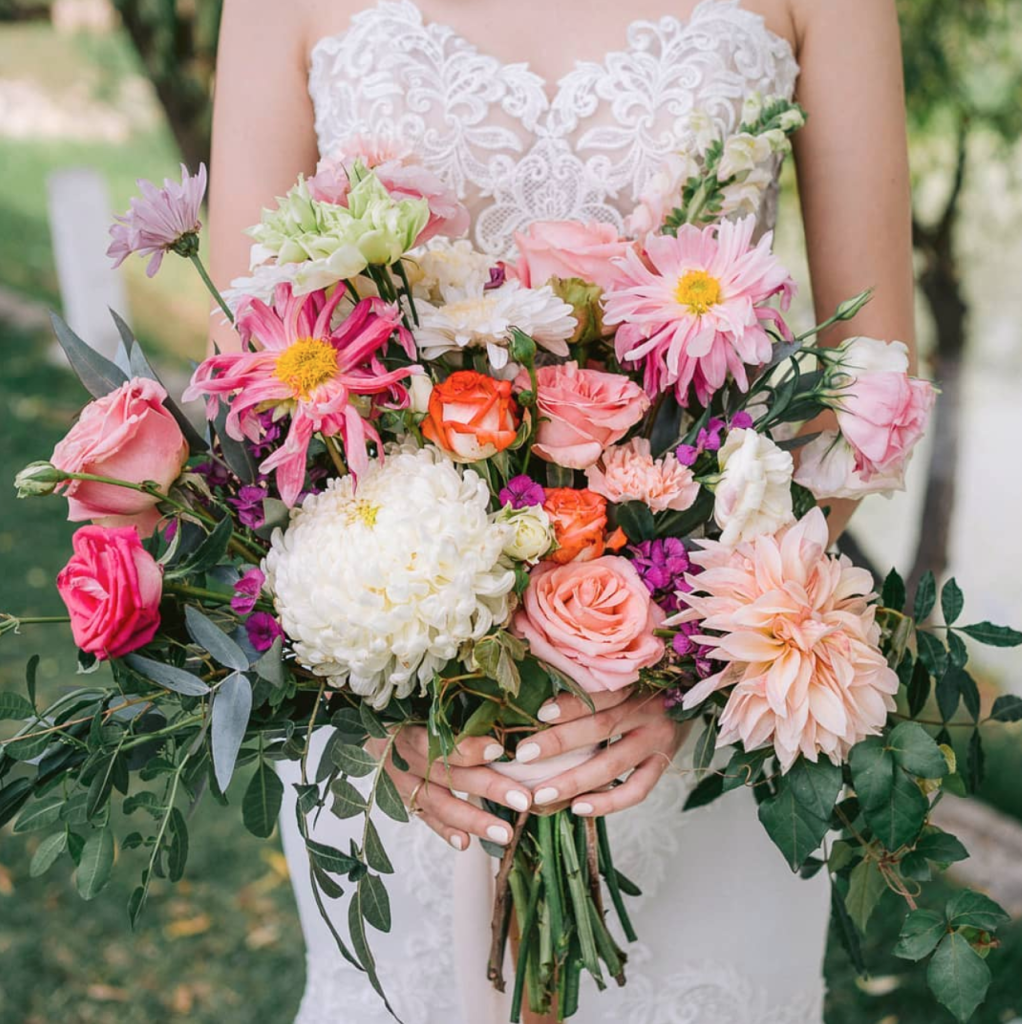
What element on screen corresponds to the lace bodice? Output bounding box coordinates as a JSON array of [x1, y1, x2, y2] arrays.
[[308, 0, 799, 258]]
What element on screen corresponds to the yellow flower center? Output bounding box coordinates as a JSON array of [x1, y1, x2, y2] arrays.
[[342, 498, 380, 528], [674, 270, 723, 315], [274, 337, 338, 399]]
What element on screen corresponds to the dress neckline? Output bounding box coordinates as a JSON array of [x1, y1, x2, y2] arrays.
[[308, 0, 799, 104]]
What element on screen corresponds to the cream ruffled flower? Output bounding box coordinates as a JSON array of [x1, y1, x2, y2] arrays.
[[404, 238, 497, 304], [672, 508, 899, 771], [263, 447, 516, 707], [414, 280, 576, 371], [713, 428, 794, 546]]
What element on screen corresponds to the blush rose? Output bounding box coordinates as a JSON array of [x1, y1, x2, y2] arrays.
[[513, 220, 635, 292], [421, 370, 521, 462]]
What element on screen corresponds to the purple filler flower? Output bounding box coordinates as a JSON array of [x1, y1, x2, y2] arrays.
[[730, 410, 754, 430], [628, 538, 692, 614], [484, 263, 508, 291], [499, 474, 546, 509], [246, 612, 284, 653], [230, 484, 269, 529], [232, 567, 266, 615], [107, 163, 207, 277]]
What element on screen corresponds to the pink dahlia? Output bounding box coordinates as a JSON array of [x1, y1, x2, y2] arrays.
[[603, 216, 796, 406], [671, 508, 898, 771], [184, 285, 420, 506], [107, 163, 207, 277]]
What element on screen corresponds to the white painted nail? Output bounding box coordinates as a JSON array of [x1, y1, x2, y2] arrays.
[[537, 702, 561, 722], [516, 742, 541, 764], [506, 789, 531, 812], [487, 825, 511, 844], [450, 834, 465, 851], [483, 743, 504, 761], [534, 787, 559, 806], [572, 802, 594, 816]]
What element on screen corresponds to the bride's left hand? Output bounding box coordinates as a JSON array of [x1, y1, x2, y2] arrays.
[[515, 687, 691, 816]]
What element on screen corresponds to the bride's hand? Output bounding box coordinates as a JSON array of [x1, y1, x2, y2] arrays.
[[366, 727, 533, 852], [515, 688, 690, 816]]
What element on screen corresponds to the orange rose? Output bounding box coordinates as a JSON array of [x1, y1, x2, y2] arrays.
[[543, 488, 611, 564], [422, 371, 521, 463]]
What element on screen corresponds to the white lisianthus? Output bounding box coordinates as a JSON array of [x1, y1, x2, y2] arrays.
[[741, 91, 764, 124], [779, 107, 806, 132], [686, 109, 719, 156], [713, 428, 794, 547], [717, 133, 775, 181], [626, 152, 701, 240], [720, 167, 774, 218], [829, 336, 911, 379], [405, 238, 497, 304], [794, 431, 907, 500], [407, 374, 434, 415], [263, 447, 516, 708], [414, 281, 576, 371], [496, 504, 556, 564]]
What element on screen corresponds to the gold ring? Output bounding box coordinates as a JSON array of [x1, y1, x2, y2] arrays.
[[408, 778, 426, 814]]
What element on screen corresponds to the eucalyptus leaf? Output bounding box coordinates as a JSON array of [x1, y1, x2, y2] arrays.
[[0, 692, 34, 721], [30, 830, 68, 878], [306, 839, 359, 876], [166, 807, 189, 883], [76, 826, 115, 900], [243, 759, 284, 838], [50, 311, 129, 398], [185, 606, 249, 672], [123, 654, 210, 696], [374, 765, 409, 823], [359, 873, 392, 933], [253, 637, 286, 687], [211, 672, 253, 792], [13, 796, 63, 834], [332, 743, 377, 778], [330, 777, 367, 819], [363, 818, 394, 874]]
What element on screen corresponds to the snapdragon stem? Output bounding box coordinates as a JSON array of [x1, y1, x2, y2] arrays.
[[189, 253, 235, 325]]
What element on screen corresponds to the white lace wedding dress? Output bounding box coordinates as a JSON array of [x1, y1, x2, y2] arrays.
[[277, 2, 831, 1021]]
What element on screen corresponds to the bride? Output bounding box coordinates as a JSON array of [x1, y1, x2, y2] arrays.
[[207, 1, 915, 1021]]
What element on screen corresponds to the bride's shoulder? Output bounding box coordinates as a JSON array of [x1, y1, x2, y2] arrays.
[[788, 0, 899, 52]]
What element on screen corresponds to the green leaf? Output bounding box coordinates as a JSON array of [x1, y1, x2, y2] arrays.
[[374, 765, 409, 823], [692, 716, 719, 772], [185, 606, 250, 671], [927, 931, 992, 1023], [990, 694, 1022, 722], [845, 858, 886, 934], [830, 881, 867, 975], [13, 796, 64, 834], [917, 631, 948, 678], [243, 760, 284, 838], [173, 515, 235, 576], [865, 766, 929, 852], [252, 637, 286, 688], [966, 730, 985, 793], [945, 890, 1011, 931], [331, 743, 378, 778], [914, 570, 937, 621], [330, 777, 367, 819], [358, 873, 392, 933], [757, 776, 831, 871], [25, 654, 39, 709], [849, 737, 894, 810], [49, 310, 129, 398], [0, 778, 33, 826], [907, 660, 931, 718], [359, 703, 389, 740], [128, 884, 147, 929], [958, 670, 981, 723], [306, 839, 360, 876], [363, 819, 393, 874], [786, 755, 843, 820], [347, 889, 393, 1009], [615, 501, 656, 542], [936, 668, 961, 723], [166, 807, 189, 883], [30, 830, 68, 878], [881, 568, 907, 611], [123, 654, 210, 697], [722, 748, 769, 793], [683, 770, 724, 810], [941, 578, 964, 625], [211, 672, 253, 793], [959, 621, 1022, 647], [888, 722, 948, 778], [86, 752, 123, 821], [76, 826, 115, 900], [915, 828, 969, 866], [213, 405, 257, 484], [0, 692, 34, 721], [947, 630, 969, 669], [894, 908, 947, 961]]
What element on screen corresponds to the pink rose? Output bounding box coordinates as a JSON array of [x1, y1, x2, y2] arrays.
[[513, 556, 665, 692], [514, 220, 635, 292], [57, 525, 163, 659], [585, 437, 700, 513], [519, 362, 649, 470], [51, 377, 189, 537], [828, 338, 936, 480]]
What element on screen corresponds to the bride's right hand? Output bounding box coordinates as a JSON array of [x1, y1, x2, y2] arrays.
[[366, 726, 532, 852]]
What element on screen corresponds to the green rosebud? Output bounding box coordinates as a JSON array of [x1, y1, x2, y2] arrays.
[[170, 231, 200, 259], [835, 288, 873, 322], [14, 461, 67, 498], [548, 276, 606, 346], [509, 327, 538, 366]]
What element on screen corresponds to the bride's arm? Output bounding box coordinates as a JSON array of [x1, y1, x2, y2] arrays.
[[207, 0, 321, 353], [790, 0, 916, 540]]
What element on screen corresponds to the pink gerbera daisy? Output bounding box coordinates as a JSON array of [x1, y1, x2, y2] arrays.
[[603, 216, 796, 406], [184, 285, 420, 506]]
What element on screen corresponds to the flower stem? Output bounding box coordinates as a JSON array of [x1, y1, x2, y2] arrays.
[[190, 253, 235, 325], [163, 581, 235, 606]]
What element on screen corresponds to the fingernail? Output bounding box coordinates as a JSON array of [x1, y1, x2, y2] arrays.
[[450, 834, 465, 851], [534, 787, 559, 806], [516, 742, 540, 764], [487, 824, 510, 844], [537, 702, 561, 722], [483, 743, 504, 761], [572, 801, 594, 816], [506, 789, 531, 812]]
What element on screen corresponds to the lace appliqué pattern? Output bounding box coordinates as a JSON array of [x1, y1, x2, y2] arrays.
[[308, 0, 798, 258]]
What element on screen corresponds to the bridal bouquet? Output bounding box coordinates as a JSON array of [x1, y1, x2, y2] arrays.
[[4, 95, 1021, 1023]]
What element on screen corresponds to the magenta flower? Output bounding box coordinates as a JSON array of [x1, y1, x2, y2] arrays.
[[107, 163, 207, 277], [232, 568, 266, 615], [603, 216, 796, 406], [499, 474, 546, 509], [183, 285, 421, 507], [246, 612, 284, 652]]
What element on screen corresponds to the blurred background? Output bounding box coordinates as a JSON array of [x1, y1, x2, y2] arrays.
[[1, 1, 1021, 1021]]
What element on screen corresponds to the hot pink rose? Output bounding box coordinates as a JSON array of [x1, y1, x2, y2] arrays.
[[828, 338, 936, 480], [56, 525, 163, 659], [51, 377, 189, 537], [514, 220, 635, 292], [513, 556, 665, 692], [518, 362, 649, 470], [585, 437, 700, 513]]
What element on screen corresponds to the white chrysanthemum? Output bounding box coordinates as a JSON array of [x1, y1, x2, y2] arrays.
[[414, 280, 576, 371], [263, 448, 516, 708], [405, 238, 496, 305]]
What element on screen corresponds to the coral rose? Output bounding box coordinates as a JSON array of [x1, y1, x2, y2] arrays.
[[520, 362, 649, 470], [513, 220, 634, 292], [513, 556, 666, 692], [543, 488, 612, 564], [56, 525, 163, 659], [51, 377, 189, 537], [672, 508, 899, 771], [585, 437, 700, 513], [421, 370, 521, 463]]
